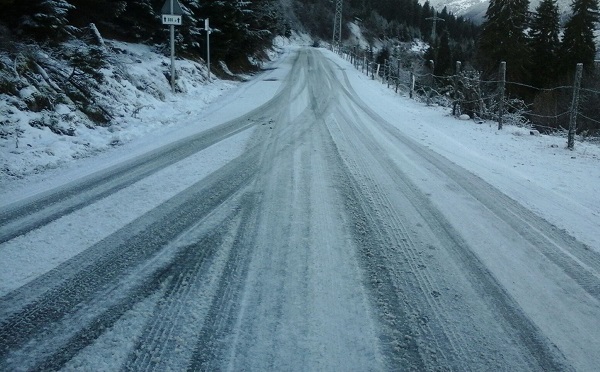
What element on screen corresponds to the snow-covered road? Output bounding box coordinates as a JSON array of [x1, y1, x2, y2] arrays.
[[1, 47, 599, 371]]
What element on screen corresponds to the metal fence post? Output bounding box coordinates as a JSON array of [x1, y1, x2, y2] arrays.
[[498, 61, 506, 130], [568, 63, 583, 150]]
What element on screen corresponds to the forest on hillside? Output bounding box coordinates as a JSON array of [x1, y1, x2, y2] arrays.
[[0, 0, 287, 68], [1, 0, 599, 134], [315, 0, 600, 135]]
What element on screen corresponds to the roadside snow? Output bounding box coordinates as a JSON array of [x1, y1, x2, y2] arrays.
[[323, 49, 600, 252], [1, 40, 236, 184], [0, 39, 294, 200], [0, 128, 253, 296]]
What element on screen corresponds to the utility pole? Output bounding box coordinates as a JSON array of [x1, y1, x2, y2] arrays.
[[425, 11, 444, 42], [332, 0, 343, 48]]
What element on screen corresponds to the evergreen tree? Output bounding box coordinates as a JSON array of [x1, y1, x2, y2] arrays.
[[116, 0, 161, 43], [0, 0, 75, 41], [435, 31, 452, 76], [198, 0, 282, 68], [529, 0, 560, 86], [560, 0, 600, 73], [478, 0, 531, 83]]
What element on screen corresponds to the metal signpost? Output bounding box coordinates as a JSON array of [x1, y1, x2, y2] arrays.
[[205, 18, 211, 82], [161, 0, 184, 93]]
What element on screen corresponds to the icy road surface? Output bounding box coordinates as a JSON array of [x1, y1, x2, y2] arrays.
[[1, 47, 599, 371]]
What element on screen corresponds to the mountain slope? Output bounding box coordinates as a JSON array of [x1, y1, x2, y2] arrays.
[[421, 0, 573, 23]]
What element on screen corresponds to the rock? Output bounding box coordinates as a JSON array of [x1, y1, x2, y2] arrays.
[[459, 114, 470, 120], [530, 130, 541, 136]]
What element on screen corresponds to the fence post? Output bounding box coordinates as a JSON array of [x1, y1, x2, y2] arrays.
[[498, 61, 506, 130], [386, 60, 391, 88], [410, 72, 415, 99], [568, 63, 583, 150], [384, 59, 388, 87], [396, 59, 400, 93], [453, 61, 461, 116], [427, 60, 434, 106]]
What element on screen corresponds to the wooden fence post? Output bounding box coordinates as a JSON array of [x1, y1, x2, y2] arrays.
[[387, 60, 392, 88], [568, 63, 583, 150], [396, 59, 400, 93], [427, 60, 434, 106], [498, 61, 506, 130], [453, 61, 461, 116]]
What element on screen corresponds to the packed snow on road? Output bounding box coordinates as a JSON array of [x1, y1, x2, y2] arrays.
[[1, 44, 599, 371]]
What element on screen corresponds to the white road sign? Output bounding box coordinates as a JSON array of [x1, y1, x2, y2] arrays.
[[162, 14, 182, 25]]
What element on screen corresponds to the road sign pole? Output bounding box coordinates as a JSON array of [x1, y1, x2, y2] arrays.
[[206, 18, 211, 82], [161, 0, 183, 93], [170, 25, 175, 92], [170, 0, 175, 93]]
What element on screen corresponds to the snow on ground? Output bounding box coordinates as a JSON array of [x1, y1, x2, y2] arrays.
[[347, 22, 370, 50], [0, 38, 293, 199], [1, 40, 242, 183], [0, 42, 293, 296], [323, 48, 600, 252], [1, 42, 599, 289]]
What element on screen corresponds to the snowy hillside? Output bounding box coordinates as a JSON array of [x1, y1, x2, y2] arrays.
[[422, 0, 572, 22], [0, 37, 291, 181]]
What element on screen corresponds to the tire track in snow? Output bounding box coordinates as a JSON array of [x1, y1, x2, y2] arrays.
[[0, 149, 259, 369], [312, 51, 570, 369], [123, 203, 248, 371], [189, 49, 385, 370], [338, 60, 600, 303], [186, 194, 261, 372], [0, 115, 258, 244]]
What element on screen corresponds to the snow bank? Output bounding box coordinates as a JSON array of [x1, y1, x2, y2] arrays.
[[0, 40, 236, 183]]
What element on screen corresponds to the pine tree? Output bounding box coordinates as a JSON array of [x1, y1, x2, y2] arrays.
[[435, 31, 452, 76], [560, 0, 600, 73], [529, 0, 560, 86], [2, 0, 75, 41], [478, 0, 531, 83]]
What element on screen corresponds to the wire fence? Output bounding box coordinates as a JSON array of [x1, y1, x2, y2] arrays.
[[334, 46, 600, 150]]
